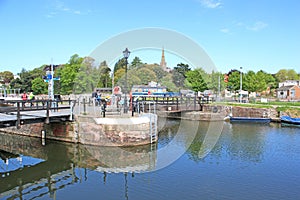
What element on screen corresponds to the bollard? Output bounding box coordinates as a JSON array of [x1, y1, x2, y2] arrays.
[[83, 98, 86, 114], [41, 130, 46, 146]]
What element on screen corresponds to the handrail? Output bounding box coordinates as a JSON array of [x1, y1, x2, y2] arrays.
[[0, 99, 75, 113], [0, 99, 76, 129]]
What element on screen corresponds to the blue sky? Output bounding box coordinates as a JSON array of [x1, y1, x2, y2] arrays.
[[0, 0, 299, 74]]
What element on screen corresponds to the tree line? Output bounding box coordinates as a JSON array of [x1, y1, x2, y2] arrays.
[[0, 53, 299, 96]]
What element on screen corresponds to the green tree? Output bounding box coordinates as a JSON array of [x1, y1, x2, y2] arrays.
[[227, 71, 241, 92], [147, 64, 168, 82], [185, 68, 208, 92], [31, 77, 47, 94], [73, 68, 94, 94], [73, 56, 97, 94], [11, 68, 33, 92], [57, 54, 83, 94], [130, 57, 144, 69], [114, 68, 125, 85], [243, 70, 257, 92], [174, 63, 191, 75], [275, 69, 299, 82], [202, 70, 225, 93], [256, 70, 275, 92], [172, 63, 191, 88], [134, 68, 157, 85], [98, 61, 112, 88], [0, 71, 14, 85], [9, 78, 23, 90], [113, 58, 127, 74], [117, 70, 141, 92], [161, 74, 177, 91]]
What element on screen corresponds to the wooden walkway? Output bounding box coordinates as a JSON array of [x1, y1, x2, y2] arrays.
[[0, 100, 75, 128]]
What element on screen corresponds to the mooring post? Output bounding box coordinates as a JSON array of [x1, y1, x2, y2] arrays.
[[16, 102, 21, 129], [41, 130, 46, 146], [69, 101, 74, 121]]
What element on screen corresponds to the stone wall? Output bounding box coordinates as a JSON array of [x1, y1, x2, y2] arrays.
[[0, 113, 157, 146], [157, 105, 278, 121], [76, 115, 155, 146], [0, 122, 77, 143], [231, 106, 277, 118]]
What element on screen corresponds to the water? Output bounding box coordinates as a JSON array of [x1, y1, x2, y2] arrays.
[[1, 119, 300, 200]]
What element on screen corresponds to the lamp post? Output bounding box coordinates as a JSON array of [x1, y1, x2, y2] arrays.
[[123, 48, 130, 113], [240, 67, 243, 103]]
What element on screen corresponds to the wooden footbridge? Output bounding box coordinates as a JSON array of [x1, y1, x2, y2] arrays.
[[0, 96, 212, 128], [0, 99, 75, 129]]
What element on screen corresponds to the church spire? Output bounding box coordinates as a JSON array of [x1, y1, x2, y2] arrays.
[[160, 47, 167, 68]]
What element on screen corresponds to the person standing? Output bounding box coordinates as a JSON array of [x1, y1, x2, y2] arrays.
[[29, 92, 35, 100], [29, 92, 35, 107], [22, 92, 28, 100], [21, 91, 28, 107]]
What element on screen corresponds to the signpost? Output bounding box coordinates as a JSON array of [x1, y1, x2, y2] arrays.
[[43, 60, 60, 101]]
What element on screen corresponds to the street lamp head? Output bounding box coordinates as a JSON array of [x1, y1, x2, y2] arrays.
[[123, 48, 130, 59]]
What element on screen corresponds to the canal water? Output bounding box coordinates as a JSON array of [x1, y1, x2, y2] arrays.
[[1, 119, 300, 200]]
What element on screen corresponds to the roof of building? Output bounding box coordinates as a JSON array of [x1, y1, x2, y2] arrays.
[[277, 85, 298, 91], [132, 85, 167, 89]]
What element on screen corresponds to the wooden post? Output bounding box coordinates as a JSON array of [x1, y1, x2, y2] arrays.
[[199, 97, 203, 111], [176, 98, 179, 110], [45, 101, 50, 124], [166, 97, 169, 108], [180, 95, 183, 105], [102, 102, 106, 118]]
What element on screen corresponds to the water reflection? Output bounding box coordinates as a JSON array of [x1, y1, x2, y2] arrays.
[[188, 122, 267, 163], [159, 120, 267, 164], [1, 120, 300, 200], [0, 132, 156, 200]]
